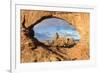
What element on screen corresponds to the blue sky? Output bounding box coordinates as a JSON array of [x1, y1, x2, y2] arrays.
[[33, 18, 80, 42]]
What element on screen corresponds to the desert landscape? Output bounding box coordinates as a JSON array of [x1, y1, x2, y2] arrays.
[[20, 10, 90, 63]]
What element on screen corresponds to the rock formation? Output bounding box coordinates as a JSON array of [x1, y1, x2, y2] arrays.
[[20, 10, 90, 63]]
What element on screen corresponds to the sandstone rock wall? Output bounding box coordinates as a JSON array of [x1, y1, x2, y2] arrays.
[[20, 10, 90, 63]]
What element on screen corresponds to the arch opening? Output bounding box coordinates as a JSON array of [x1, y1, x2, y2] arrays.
[[33, 17, 80, 48]]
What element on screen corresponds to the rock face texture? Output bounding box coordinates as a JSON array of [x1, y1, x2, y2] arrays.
[[20, 10, 90, 63]]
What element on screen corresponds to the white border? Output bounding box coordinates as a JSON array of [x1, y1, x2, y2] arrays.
[[11, 3, 96, 73]]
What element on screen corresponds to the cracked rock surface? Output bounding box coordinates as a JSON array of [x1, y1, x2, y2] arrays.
[[20, 10, 90, 63]]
